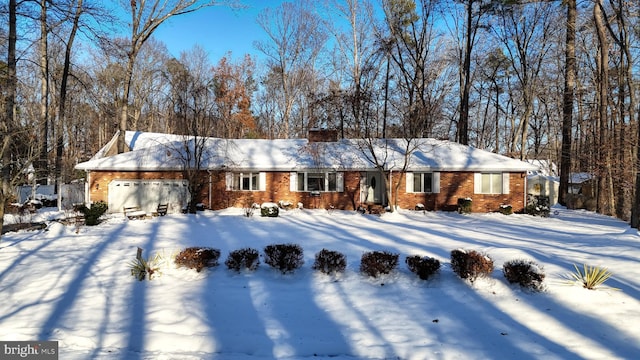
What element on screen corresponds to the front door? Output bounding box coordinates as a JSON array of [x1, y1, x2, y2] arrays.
[[361, 172, 383, 204]]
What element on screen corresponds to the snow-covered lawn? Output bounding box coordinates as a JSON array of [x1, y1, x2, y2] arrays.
[[1, 207, 639, 359]]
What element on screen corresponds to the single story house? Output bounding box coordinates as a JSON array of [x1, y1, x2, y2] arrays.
[[74, 130, 537, 214]]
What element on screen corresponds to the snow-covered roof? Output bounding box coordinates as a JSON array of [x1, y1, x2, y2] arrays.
[[75, 131, 537, 173]]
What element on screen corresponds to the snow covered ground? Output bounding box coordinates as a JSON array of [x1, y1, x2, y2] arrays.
[[1, 207, 639, 359]]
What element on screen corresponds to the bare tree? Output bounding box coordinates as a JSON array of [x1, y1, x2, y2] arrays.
[[558, 0, 576, 207], [1, 0, 17, 238], [116, 0, 238, 153], [254, 0, 327, 138]]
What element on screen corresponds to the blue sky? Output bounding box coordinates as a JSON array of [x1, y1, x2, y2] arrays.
[[151, 0, 284, 62]]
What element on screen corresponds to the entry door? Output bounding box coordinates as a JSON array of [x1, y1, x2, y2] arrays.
[[362, 172, 383, 204]]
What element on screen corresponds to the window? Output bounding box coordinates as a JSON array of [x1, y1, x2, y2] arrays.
[[474, 173, 509, 194], [226, 172, 265, 191], [292, 172, 343, 192], [413, 173, 433, 193], [406, 172, 439, 193]]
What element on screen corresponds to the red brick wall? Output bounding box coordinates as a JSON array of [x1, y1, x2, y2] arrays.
[[87, 170, 526, 213], [392, 171, 527, 213]]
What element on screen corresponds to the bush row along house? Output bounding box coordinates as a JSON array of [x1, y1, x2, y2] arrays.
[[74, 130, 537, 214]]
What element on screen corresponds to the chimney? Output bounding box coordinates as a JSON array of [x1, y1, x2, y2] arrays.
[[308, 128, 338, 142]]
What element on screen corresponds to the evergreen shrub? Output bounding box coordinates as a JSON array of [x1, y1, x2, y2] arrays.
[[450, 249, 494, 282], [503, 259, 545, 291], [225, 247, 260, 272], [263, 243, 304, 273], [175, 247, 221, 272], [405, 255, 441, 280], [360, 251, 399, 277], [312, 249, 347, 275]]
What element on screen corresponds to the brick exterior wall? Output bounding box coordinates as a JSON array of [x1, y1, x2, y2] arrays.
[[392, 171, 527, 213], [87, 170, 527, 213]]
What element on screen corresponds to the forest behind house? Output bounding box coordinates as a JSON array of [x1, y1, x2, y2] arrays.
[[1, 0, 639, 229]]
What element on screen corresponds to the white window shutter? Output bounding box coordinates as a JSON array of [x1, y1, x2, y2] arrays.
[[502, 172, 510, 194], [259, 172, 267, 191], [433, 172, 440, 193], [290, 172, 297, 192], [336, 172, 344, 192], [474, 173, 482, 194], [225, 172, 233, 191], [406, 172, 414, 193]]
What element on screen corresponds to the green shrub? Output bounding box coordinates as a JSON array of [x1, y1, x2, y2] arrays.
[[498, 204, 513, 215], [503, 259, 545, 291], [175, 247, 221, 272], [405, 255, 441, 280], [312, 249, 347, 275], [526, 195, 550, 217], [225, 248, 260, 272], [450, 249, 494, 282], [566, 263, 617, 290], [457, 198, 472, 214], [260, 203, 279, 217], [79, 201, 108, 226], [360, 251, 399, 278], [263, 243, 304, 273]]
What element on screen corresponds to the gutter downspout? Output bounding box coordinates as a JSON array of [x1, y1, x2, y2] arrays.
[[207, 169, 212, 210], [84, 170, 90, 206]]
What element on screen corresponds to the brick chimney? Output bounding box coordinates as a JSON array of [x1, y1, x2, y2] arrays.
[[308, 128, 338, 142]]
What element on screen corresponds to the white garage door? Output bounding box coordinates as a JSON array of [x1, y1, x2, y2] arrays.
[[108, 179, 190, 214]]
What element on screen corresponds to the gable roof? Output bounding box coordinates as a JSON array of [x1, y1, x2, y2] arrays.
[[75, 131, 537, 173]]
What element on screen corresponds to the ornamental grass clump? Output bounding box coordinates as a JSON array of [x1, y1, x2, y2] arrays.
[[360, 251, 399, 278], [263, 243, 304, 274], [312, 249, 347, 275], [129, 251, 164, 281], [566, 263, 618, 290], [450, 249, 494, 282], [503, 259, 545, 291], [405, 255, 441, 280], [225, 247, 260, 272], [175, 247, 221, 272]]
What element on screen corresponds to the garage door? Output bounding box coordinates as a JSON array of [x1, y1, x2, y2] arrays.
[[108, 179, 190, 214]]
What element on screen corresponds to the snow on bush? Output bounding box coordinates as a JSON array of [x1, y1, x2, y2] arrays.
[[175, 247, 221, 272], [360, 251, 399, 278], [405, 255, 441, 280], [263, 243, 304, 274], [503, 259, 545, 291], [260, 202, 279, 217], [225, 248, 260, 272], [312, 249, 347, 275], [450, 249, 494, 282]]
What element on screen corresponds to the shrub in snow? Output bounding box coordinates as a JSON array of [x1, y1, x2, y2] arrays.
[[78, 200, 108, 226], [360, 251, 399, 278], [312, 249, 347, 275], [503, 259, 545, 291], [457, 198, 472, 214], [566, 263, 617, 290], [498, 204, 513, 215], [526, 195, 550, 217], [129, 251, 164, 281], [225, 248, 260, 272], [175, 247, 221, 272], [260, 202, 279, 217], [450, 249, 494, 282], [263, 243, 304, 274], [405, 255, 441, 280], [415, 203, 426, 211]]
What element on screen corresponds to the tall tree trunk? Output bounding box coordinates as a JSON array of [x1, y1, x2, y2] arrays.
[[38, 0, 49, 185], [594, 1, 613, 215], [1, 0, 18, 238], [457, 0, 473, 145], [55, 0, 83, 196], [558, 0, 576, 206]]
